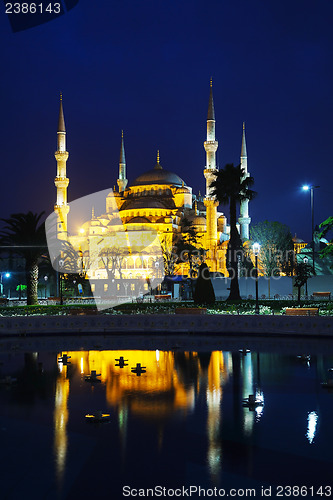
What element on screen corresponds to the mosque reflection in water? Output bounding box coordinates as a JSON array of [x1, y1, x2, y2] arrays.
[[1, 348, 332, 497], [55, 350, 228, 484]]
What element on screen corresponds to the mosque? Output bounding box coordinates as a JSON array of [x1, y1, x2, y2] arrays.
[[53, 82, 252, 295]]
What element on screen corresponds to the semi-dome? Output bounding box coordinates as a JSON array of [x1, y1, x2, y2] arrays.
[[124, 198, 168, 210], [127, 216, 151, 224]]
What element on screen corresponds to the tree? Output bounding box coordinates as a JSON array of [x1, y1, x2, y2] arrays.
[[0, 212, 47, 305], [294, 262, 313, 302], [54, 240, 90, 297], [193, 262, 215, 305], [211, 163, 256, 300], [319, 216, 333, 262], [98, 246, 127, 281], [250, 220, 294, 276], [175, 217, 205, 278], [159, 235, 179, 277]]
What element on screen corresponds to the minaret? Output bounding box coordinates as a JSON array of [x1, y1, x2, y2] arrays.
[[54, 93, 69, 240], [204, 79, 219, 271], [117, 130, 128, 192], [238, 122, 251, 240]]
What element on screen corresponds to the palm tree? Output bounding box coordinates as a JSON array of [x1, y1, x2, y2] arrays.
[[0, 212, 47, 305], [211, 163, 256, 300]]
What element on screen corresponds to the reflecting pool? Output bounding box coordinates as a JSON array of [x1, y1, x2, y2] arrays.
[[0, 337, 333, 499]]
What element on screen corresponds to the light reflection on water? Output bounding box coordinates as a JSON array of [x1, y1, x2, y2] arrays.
[[1, 347, 333, 498]]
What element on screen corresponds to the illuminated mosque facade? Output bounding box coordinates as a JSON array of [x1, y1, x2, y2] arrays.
[[54, 83, 252, 288]]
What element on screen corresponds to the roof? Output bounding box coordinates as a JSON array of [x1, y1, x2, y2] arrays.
[[107, 217, 123, 226]]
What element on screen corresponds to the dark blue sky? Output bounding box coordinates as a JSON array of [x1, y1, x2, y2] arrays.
[[1, 0, 332, 242]]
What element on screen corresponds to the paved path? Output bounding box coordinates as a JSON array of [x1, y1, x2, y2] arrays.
[[0, 313, 332, 337]]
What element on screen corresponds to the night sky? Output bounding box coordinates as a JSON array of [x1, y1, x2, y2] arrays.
[[1, 0, 333, 243]]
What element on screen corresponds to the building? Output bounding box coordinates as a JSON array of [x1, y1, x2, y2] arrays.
[[53, 82, 252, 296]]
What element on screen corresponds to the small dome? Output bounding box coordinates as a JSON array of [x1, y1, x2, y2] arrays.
[[292, 234, 304, 244], [192, 216, 206, 226], [90, 219, 102, 226], [176, 186, 189, 194]]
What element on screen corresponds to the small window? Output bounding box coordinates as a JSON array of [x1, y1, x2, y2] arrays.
[[104, 284, 108, 291], [91, 284, 95, 292], [131, 283, 135, 291]]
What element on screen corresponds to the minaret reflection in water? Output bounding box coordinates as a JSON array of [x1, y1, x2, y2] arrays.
[[54, 361, 69, 491], [206, 351, 228, 483]]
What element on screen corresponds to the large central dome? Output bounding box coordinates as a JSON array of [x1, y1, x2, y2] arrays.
[[130, 153, 186, 187]]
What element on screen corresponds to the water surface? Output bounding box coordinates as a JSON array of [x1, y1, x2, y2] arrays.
[[0, 337, 332, 499]]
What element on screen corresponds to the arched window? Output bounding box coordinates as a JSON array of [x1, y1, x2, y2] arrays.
[[135, 257, 142, 269], [127, 257, 134, 269], [148, 257, 154, 270]]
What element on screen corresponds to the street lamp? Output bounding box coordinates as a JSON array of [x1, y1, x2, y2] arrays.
[[302, 185, 320, 274], [253, 243, 260, 314]]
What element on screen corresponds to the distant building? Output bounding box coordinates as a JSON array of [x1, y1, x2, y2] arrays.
[[293, 234, 307, 255]]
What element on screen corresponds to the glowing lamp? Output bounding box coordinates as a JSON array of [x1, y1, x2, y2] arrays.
[[79, 228, 85, 234], [302, 185, 310, 191]]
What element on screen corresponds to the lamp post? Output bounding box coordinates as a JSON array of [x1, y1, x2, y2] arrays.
[[302, 185, 320, 274], [303, 257, 308, 299], [44, 276, 48, 299], [253, 243, 260, 314]]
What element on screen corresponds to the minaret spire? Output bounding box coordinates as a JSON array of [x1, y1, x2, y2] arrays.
[[207, 77, 215, 121], [238, 122, 251, 240], [241, 121, 247, 160], [155, 149, 162, 169], [54, 93, 70, 239], [58, 93, 65, 133], [203, 79, 219, 272], [117, 130, 128, 192]]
